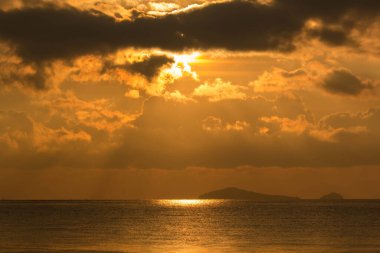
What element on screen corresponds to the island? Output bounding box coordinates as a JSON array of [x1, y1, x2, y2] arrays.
[[319, 192, 344, 200], [199, 187, 300, 202]]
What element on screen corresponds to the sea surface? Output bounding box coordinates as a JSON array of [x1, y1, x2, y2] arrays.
[[1, 200, 380, 252]]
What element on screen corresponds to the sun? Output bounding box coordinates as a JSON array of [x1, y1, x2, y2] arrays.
[[173, 52, 201, 75], [161, 52, 201, 80], [174, 52, 201, 66]]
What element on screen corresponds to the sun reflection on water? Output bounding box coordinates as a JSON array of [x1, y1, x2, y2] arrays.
[[156, 199, 223, 207]]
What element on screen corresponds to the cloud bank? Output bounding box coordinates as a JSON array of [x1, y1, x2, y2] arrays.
[[1, 0, 380, 64]]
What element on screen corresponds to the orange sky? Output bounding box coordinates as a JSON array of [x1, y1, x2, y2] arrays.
[[1, 0, 380, 199]]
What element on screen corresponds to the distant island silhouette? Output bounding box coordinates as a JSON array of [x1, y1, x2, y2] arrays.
[[199, 187, 300, 201], [199, 187, 345, 201], [319, 192, 344, 200]]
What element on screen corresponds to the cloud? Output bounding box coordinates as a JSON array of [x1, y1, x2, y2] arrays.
[[202, 116, 250, 132], [0, 47, 176, 90], [281, 69, 306, 78], [1, 91, 380, 170], [260, 115, 311, 135], [32, 123, 92, 152], [0, 63, 47, 90], [0, 110, 33, 151], [103, 97, 380, 169], [0, 110, 92, 153], [1, 0, 380, 64], [37, 91, 140, 133], [0, 7, 119, 62], [307, 27, 354, 47], [251, 68, 310, 93], [0, 42, 47, 90], [125, 55, 174, 80], [320, 108, 380, 132], [321, 69, 373, 96], [193, 78, 247, 101]]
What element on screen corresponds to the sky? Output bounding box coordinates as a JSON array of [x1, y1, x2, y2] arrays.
[[1, 0, 380, 199]]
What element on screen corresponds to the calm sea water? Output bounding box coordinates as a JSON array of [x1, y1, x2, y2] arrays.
[[1, 200, 380, 252]]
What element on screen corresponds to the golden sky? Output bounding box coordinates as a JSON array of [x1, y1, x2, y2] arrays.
[[1, 0, 380, 199]]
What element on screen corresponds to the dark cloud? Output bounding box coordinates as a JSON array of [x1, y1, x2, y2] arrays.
[[100, 54, 174, 81], [1, 0, 380, 64], [321, 69, 373, 96], [307, 28, 354, 47], [18, 66, 47, 90], [126, 55, 174, 80], [0, 51, 172, 90], [0, 7, 123, 62], [0, 57, 47, 90]]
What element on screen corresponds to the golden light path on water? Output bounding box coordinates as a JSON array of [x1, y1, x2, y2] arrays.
[[156, 199, 224, 207]]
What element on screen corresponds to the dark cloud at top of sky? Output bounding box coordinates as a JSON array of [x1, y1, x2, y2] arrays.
[[0, 7, 122, 62], [321, 69, 373, 96], [0, 0, 380, 64]]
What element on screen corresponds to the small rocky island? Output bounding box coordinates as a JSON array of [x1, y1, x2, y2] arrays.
[[319, 192, 344, 200], [199, 187, 300, 201]]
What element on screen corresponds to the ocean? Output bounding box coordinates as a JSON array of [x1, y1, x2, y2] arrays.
[[1, 200, 380, 252]]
